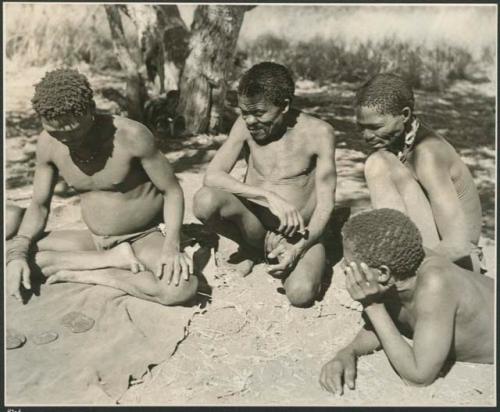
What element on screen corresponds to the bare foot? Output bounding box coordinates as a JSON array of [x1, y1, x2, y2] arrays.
[[110, 242, 146, 273], [47, 270, 82, 285], [226, 248, 257, 277]]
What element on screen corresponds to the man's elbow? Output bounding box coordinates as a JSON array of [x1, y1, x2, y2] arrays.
[[203, 170, 221, 188]]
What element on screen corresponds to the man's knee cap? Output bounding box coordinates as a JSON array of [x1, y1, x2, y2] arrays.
[[286, 280, 319, 308], [158, 276, 198, 306], [193, 187, 221, 221], [364, 151, 393, 178]]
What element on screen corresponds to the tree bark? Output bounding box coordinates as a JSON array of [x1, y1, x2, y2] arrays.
[[176, 5, 251, 135], [104, 5, 147, 122]]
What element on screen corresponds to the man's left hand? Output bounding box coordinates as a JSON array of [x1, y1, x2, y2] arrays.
[[344, 262, 391, 307], [266, 236, 305, 277], [156, 245, 193, 286]]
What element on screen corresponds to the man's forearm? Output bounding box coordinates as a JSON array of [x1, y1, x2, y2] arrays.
[[364, 303, 426, 383], [344, 325, 381, 357], [17, 202, 50, 242], [162, 186, 184, 248], [300, 201, 334, 250], [205, 171, 271, 206]]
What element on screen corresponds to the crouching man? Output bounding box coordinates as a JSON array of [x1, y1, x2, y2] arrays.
[[356, 74, 484, 272], [193, 62, 337, 307], [320, 208, 493, 394]]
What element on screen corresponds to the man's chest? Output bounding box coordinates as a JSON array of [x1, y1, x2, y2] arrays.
[[248, 138, 314, 178], [52, 148, 136, 192]]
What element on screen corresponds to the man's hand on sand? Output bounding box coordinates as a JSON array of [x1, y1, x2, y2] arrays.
[[266, 192, 305, 237], [344, 262, 391, 307], [156, 246, 193, 286], [320, 349, 357, 395], [7, 259, 31, 301]]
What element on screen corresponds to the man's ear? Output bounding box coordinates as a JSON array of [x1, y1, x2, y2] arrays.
[[281, 99, 290, 114], [401, 106, 412, 123], [378, 265, 392, 284]]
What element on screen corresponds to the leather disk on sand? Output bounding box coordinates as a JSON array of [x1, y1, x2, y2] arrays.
[[61, 311, 95, 333], [32, 331, 59, 345], [6, 328, 27, 349]]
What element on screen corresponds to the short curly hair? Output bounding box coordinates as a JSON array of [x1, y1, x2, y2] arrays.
[[342, 208, 425, 279], [238, 62, 295, 106], [355, 73, 414, 115], [32, 69, 94, 119]]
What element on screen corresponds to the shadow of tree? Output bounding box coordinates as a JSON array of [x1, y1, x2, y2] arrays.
[[6, 111, 42, 138]]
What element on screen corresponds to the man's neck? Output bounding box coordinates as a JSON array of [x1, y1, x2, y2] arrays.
[[394, 274, 418, 303]]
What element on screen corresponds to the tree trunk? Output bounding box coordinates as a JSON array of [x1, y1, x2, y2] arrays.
[[104, 5, 147, 122], [176, 5, 250, 135], [156, 5, 190, 91]]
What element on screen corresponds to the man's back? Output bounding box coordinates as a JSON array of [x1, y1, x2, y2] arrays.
[[409, 126, 482, 244], [413, 255, 494, 363]]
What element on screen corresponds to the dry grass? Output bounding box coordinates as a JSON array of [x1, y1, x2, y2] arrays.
[[4, 4, 496, 91]]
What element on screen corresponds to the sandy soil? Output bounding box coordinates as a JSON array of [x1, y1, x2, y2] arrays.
[[4, 66, 496, 406]]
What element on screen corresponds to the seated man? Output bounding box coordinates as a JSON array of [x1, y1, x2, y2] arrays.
[[6, 69, 197, 306], [356, 74, 483, 272], [320, 208, 493, 394], [193, 62, 337, 307]]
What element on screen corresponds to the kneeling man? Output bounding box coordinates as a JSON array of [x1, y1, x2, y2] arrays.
[[7, 69, 197, 305], [320, 208, 493, 394], [193, 62, 337, 307], [356, 74, 483, 272]]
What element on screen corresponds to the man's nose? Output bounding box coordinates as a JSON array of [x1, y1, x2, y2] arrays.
[[363, 129, 376, 142], [244, 115, 257, 126]]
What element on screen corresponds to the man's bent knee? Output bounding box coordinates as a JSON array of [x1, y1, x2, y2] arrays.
[[156, 275, 199, 306], [193, 187, 224, 222], [364, 150, 394, 180], [365, 150, 414, 187], [285, 278, 320, 308]]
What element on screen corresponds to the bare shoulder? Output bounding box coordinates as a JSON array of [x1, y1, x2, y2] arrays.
[[36, 131, 56, 162], [296, 112, 335, 151], [229, 115, 251, 143], [112, 115, 156, 157], [415, 256, 457, 306], [413, 126, 455, 164]]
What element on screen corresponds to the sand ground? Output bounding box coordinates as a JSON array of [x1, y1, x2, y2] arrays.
[[4, 66, 496, 406]]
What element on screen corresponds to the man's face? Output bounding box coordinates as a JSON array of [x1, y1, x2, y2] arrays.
[[341, 240, 359, 270], [42, 111, 94, 148], [355, 105, 406, 150], [341, 239, 378, 274], [238, 94, 287, 143]]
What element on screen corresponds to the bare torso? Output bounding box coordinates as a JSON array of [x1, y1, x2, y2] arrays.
[[243, 112, 323, 224], [46, 115, 163, 236], [390, 257, 494, 363], [405, 125, 482, 244]]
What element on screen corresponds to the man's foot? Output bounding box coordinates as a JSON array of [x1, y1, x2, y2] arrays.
[[110, 242, 146, 273], [47, 270, 81, 285], [226, 247, 258, 277]]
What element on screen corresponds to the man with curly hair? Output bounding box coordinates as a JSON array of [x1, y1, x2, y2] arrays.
[[6, 69, 198, 306], [356, 73, 484, 273], [192, 62, 337, 307], [320, 208, 493, 394]]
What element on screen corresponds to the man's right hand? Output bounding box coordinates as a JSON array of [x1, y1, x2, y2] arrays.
[[7, 259, 31, 301], [265, 192, 305, 237], [319, 349, 357, 395]]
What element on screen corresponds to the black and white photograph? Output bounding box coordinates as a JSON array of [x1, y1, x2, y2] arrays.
[[3, 1, 497, 407]]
